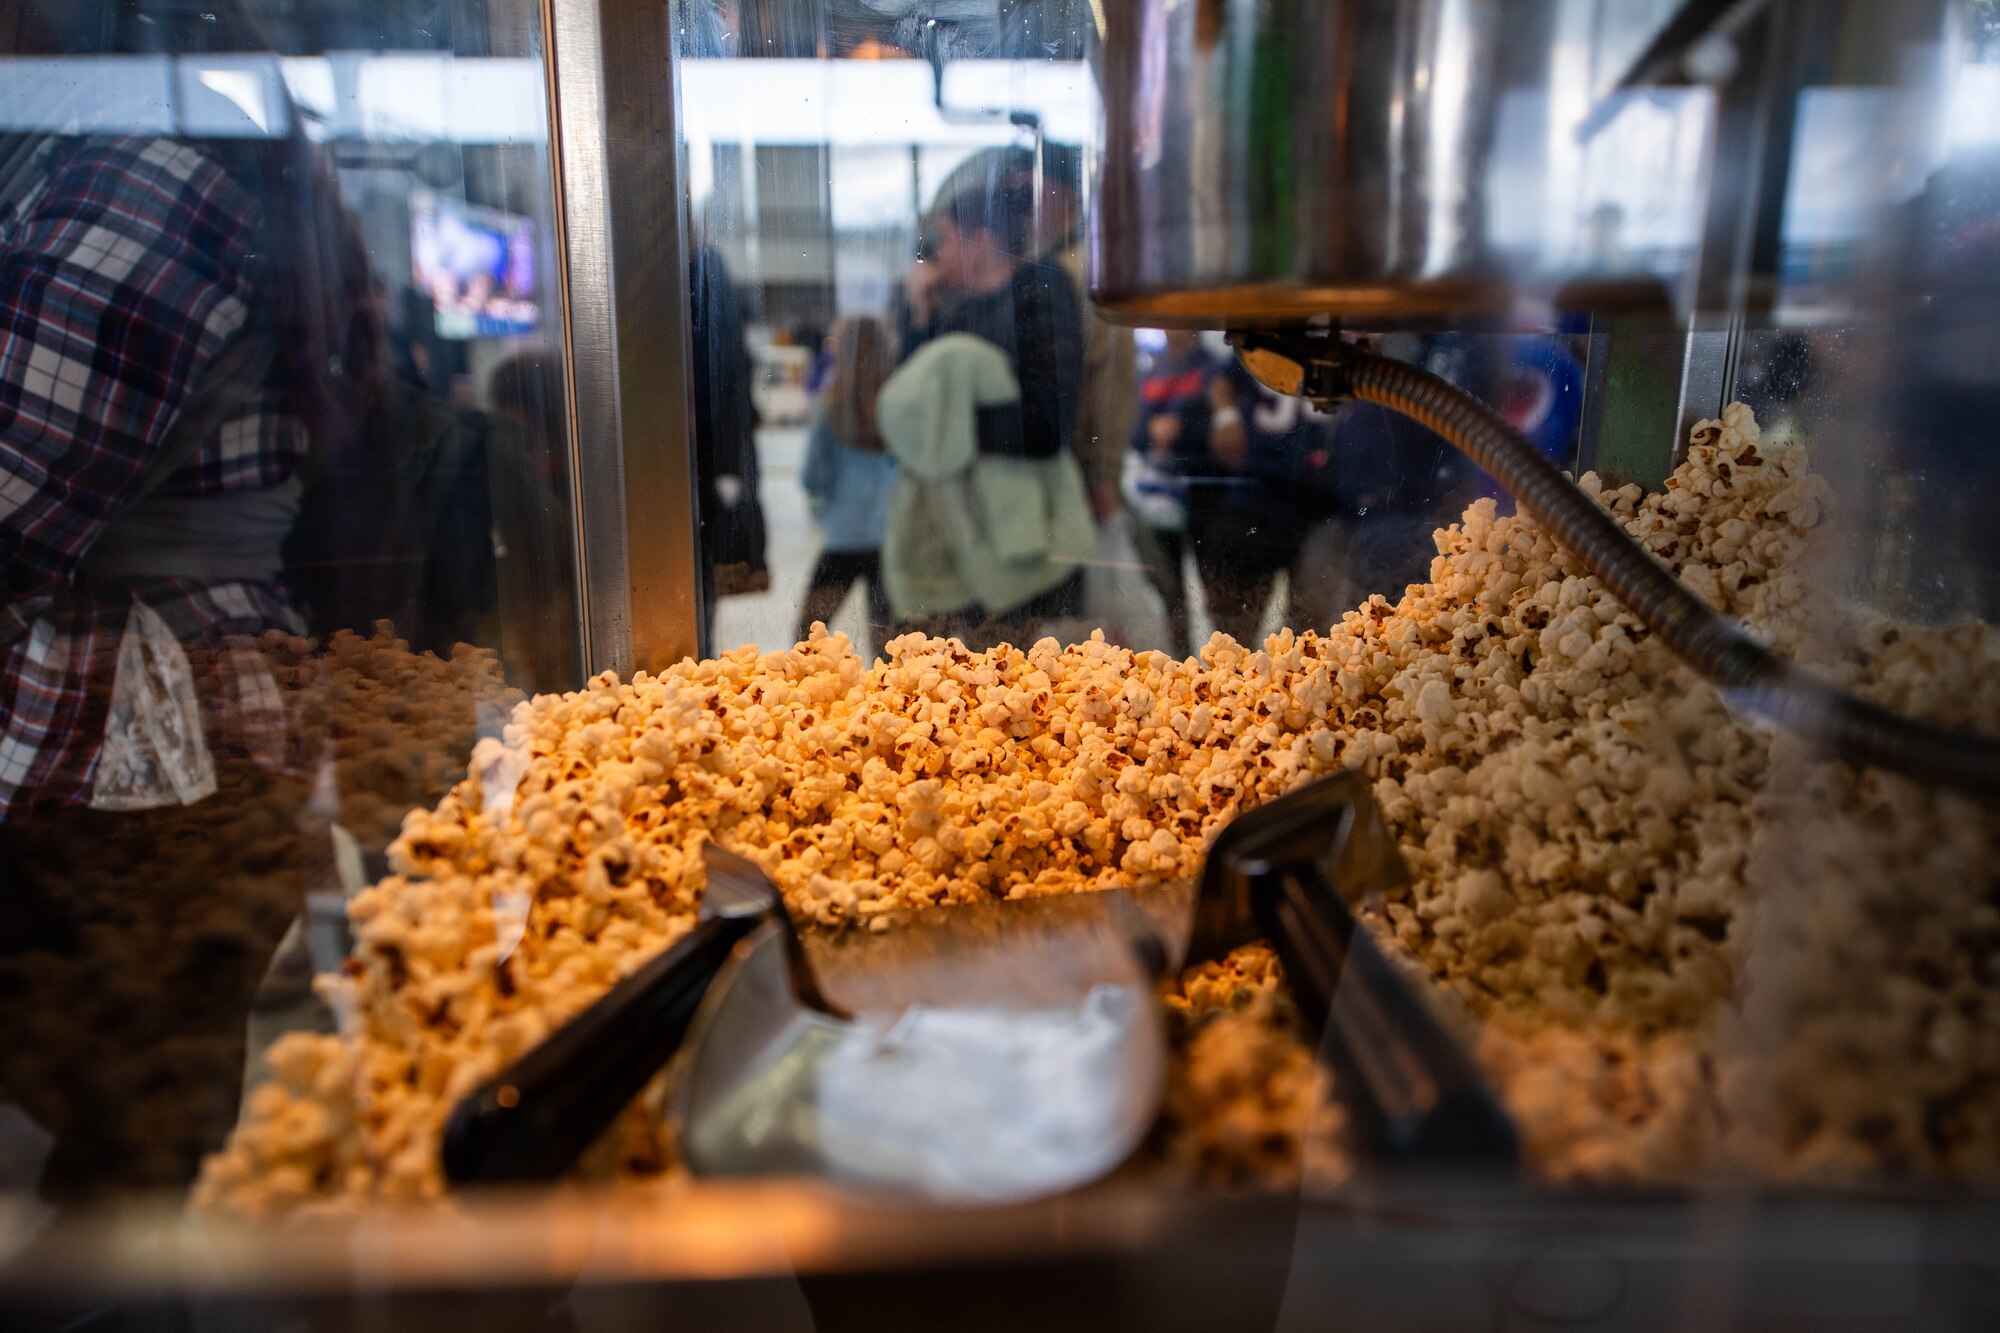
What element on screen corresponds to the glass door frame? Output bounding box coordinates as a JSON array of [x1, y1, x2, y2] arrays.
[[545, 0, 703, 676]]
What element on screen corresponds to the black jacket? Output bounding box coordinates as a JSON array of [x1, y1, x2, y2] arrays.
[[899, 260, 1083, 461], [688, 246, 765, 580]]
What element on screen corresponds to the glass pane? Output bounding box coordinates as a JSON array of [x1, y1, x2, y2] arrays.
[[0, 0, 578, 1210], [10, 1, 1996, 1317]]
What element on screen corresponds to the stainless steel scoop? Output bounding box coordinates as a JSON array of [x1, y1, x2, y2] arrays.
[[442, 773, 1514, 1193], [676, 882, 1166, 1204], [440, 844, 1167, 1198]]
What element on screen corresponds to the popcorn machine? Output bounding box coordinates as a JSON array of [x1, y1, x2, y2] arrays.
[[2, 0, 1998, 1329], [1092, 0, 2000, 793]]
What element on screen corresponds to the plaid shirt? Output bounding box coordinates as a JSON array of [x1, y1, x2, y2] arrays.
[[1, 136, 309, 818]]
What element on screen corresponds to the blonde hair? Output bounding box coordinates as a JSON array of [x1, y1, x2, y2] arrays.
[[823, 316, 895, 452]]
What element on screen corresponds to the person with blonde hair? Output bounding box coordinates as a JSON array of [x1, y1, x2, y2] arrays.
[[796, 316, 899, 655]]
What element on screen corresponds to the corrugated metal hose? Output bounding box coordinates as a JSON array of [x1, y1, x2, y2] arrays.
[[1333, 346, 2000, 799]]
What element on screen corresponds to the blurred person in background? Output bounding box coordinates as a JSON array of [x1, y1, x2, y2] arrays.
[[672, 0, 760, 638], [931, 144, 1137, 521], [486, 351, 579, 691], [1184, 345, 1319, 646], [360, 310, 496, 660], [487, 351, 571, 500], [882, 164, 1092, 648], [798, 322, 834, 397], [1492, 333, 1585, 468], [297, 288, 551, 668], [796, 316, 898, 657], [899, 163, 1083, 468], [1285, 335, 1484, 633], [1029, 145, 1138, 520], [883, 162, 1089, 645], [1735, 329, 1815, 447], [1124, 329, 1216, 659], [690, 241, 769, 644]]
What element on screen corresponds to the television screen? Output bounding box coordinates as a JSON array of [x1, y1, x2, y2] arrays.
[[411, 190, 540, 339]]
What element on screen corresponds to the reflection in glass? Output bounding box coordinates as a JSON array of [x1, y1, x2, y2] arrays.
[[0, 0, 576, 1207]]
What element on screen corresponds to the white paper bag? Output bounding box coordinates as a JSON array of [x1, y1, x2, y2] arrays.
[[90, 601, 217, 811]]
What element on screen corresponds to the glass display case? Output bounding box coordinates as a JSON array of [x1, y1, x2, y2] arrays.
[[2, 0, 1998, 1328]]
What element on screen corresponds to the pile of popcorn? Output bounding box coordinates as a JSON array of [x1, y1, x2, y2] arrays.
[[193, 405, 2000, 1214]]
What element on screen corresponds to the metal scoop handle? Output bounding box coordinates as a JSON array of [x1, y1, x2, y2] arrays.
[[441, 910, 763, 1185], [1255, 860, 1517, 1165]]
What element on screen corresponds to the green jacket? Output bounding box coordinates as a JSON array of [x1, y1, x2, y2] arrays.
[[879, 334, 1096, 619]]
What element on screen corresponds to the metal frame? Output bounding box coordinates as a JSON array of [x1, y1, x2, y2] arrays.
[[544, 0, 703, 677], [14, 1181, 2000, 1329]]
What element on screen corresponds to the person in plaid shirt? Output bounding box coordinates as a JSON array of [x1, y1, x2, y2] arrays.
[[0, 133, 315, 817], [0, 0, 390, 830]]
